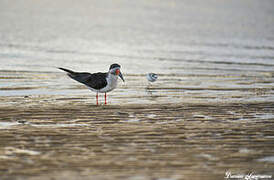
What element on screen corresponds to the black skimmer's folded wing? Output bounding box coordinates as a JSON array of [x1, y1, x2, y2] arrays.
[[59, 68, 107, 90]]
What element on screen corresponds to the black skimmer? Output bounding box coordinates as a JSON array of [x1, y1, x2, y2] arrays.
[[146, 73, 158, 82], [59, 63, 124, 105]]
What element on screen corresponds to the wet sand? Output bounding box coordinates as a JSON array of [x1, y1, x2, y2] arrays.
[[0, 95, 273, 180]]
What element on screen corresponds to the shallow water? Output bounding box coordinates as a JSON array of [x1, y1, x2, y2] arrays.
[[0, 0, 274, 104], [0, 0, 274, 179]]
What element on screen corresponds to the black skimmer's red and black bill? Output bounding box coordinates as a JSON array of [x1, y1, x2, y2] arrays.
[[58, 63, 125, 105]]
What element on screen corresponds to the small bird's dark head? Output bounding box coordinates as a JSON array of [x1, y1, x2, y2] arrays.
[[109, 63, 124, 82], [109, 63, 121, 70]]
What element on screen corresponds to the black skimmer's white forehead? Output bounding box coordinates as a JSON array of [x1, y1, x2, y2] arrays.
[[109, 63, 121, 70], [59, 63, 124, 105], [147, 73, 158, 82]]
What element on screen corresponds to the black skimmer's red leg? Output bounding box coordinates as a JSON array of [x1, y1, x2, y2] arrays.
[[96, 93, 99, 105], [58, 64, 124, 105]]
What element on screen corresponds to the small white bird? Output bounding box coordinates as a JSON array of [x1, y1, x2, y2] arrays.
[[146, 73, 158, 82]]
